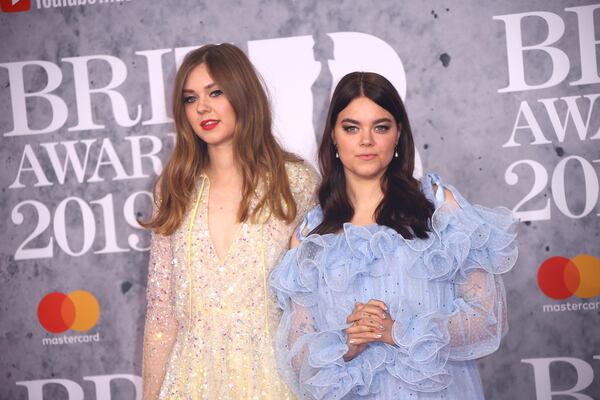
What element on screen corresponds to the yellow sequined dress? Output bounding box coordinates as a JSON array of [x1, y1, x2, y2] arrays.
[[143, 161, 318, 400]]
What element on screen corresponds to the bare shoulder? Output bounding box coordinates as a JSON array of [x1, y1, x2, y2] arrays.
[[289, 225, 302, 249], [432, 184, 460, 210]]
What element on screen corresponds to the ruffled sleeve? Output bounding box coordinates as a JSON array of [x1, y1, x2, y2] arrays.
[[271, 239, 359, 399], [388, 172, 517, 381]]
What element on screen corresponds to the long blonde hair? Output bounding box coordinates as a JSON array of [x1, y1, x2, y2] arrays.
[[142, 43, 299, 235]]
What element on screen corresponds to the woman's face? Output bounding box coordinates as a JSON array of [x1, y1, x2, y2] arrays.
[[333, 96, 400, 181], [183, 63, 237, 147]]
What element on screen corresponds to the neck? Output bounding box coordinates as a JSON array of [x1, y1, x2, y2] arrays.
[[205, 143, 240, 185], [345, 171, 385, 223]]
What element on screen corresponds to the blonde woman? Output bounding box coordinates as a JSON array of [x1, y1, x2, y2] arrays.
[[141, 43, 318, 399]]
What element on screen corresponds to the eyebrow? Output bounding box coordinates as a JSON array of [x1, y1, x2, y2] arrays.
[[182, 82, 218, 93], [341, 118, 393, 124], [373, 118, 393, 124]]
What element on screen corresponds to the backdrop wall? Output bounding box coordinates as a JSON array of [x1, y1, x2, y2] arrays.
[[1, 1, 599, 399]]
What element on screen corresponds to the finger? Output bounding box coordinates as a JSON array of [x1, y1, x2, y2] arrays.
[[355, 310, 384, 323], [345, 325, 376, 335], [348, 338, 375, 345], [346, 303, 365, 323], [348, 331, 384, 341], [358, 305, 387, 320], [347, 331, 384, 345], [366, 299, 388, 311], [347, 303, 387, 324], [347, 309, 381, 324], [346, 312, 362, 324], [358, 317, 386, 332], [346, 317, 384, 332], [348, 311, 383, 325]]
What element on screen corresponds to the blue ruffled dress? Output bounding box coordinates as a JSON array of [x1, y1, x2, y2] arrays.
[[269, 173, 518, 399]]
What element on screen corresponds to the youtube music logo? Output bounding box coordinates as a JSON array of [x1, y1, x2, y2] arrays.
[[1, 0, 31, 12]]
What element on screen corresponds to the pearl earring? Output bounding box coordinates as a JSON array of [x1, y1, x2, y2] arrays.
[[335, 152, 339, 159]]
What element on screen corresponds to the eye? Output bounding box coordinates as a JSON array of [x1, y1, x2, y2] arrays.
[[374, 125, 391, 133], [183, 95, 197, 104], [209, 89, 224, 97], [342, 125, 359, 133]]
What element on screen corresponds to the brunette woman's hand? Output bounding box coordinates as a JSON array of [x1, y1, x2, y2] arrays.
[[343, 300, 395, 361]]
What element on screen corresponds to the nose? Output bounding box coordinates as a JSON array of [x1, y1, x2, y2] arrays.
[[359, 129, 374, 146], [195, 95, 210, 114]]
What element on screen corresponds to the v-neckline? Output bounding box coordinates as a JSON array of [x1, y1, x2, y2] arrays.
[[201, 176, 245, 265]]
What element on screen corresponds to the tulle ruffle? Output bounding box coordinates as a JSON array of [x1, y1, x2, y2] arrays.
[[269, 173, 518, 398], [274, 197, 517, 301]]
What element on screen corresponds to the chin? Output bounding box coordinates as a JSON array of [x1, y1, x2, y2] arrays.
[[194, 132, 234, 146], [349, 165, 387, 180]]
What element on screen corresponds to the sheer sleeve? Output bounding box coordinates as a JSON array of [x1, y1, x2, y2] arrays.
[[142, 210, 178, 400], [392, 269, 509, 367], [448, 269, 508, 359], [271, 248, 354, 399], [391, 173, 518, 381]]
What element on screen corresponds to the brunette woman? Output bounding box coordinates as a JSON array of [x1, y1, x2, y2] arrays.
[[270, 72, 517, 399], [141, 43, 318, 399]]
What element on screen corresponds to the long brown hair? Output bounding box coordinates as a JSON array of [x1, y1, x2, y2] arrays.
[[313, 72, 434, 238], [142, 43, 300, 235]]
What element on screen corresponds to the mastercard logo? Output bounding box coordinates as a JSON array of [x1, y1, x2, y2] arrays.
[[537, 254, 600, 300], [37, 290, 100, 333]]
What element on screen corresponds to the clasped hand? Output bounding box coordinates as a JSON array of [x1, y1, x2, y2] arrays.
[[343, 299, 395, 361]]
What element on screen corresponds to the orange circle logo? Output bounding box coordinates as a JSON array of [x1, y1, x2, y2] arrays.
[[37, 290, 100, 333], [537, 254, 600, 300]]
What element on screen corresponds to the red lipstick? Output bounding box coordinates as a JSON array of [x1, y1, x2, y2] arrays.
[[200, 119, 219, 130]]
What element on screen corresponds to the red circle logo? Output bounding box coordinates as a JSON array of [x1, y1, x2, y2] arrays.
[[37, 291, 100, 333], [537, 255, 600, 300]]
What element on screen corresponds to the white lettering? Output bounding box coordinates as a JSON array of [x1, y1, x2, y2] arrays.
[[40, 140, 96, 184], [84, 374, 142, 400], [503, 101, 551, 147], [9, 145, 52, 188], [16, 378, 84, 400], [0, 60, 68, 136], [124, 135, 163, 178], [63, 55, 141, 131], [136, 49, 174, 125], [522, 357, 594, 400], [566, 5, 600, 86], [494, 11, 569, 93], [87, 138, 131, 182], [538, 94, 600, 142]]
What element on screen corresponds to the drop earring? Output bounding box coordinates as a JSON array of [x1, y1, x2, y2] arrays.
[[394, 146, 399, 158], [334, 144, 339, 158]]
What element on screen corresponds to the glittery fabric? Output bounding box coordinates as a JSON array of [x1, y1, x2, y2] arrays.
[[143, 161, 319, 400]]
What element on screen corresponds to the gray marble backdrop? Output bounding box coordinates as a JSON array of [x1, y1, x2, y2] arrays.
[[1, 0, 599, 399]]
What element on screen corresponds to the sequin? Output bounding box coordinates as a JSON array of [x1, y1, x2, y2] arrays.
[[142, 161, 319, 400]]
